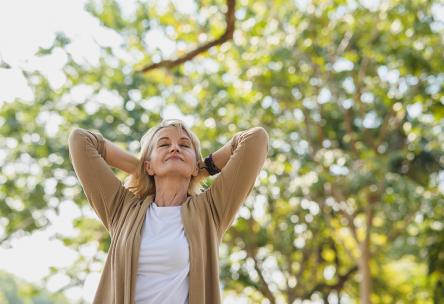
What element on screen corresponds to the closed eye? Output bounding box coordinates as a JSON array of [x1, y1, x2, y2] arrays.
[[159, 144, 190, 148]]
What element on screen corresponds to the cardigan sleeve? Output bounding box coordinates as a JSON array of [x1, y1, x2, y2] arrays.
[[204, 127, 269, 236], [68, 128, 134, 232]]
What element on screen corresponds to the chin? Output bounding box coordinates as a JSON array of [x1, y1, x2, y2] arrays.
[[158, 170, 192, 177]]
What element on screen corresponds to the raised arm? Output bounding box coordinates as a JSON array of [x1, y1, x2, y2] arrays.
[[103, 138, 139, 175], [68, 128, 135, 232], [202, 127, 269, 236]]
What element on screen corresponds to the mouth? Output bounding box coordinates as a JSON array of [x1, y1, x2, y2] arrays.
[[167, 156, 184, 161]]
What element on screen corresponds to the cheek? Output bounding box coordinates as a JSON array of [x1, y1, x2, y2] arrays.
[[186, 151, 197, 162], [150, 150, 164, 160], [147, 153, 162, 168]]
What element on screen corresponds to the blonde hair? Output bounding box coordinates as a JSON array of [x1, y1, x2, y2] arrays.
[[124, 119, 205, 199]]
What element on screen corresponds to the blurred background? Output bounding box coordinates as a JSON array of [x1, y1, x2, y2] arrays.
[[0, 0, 443, 303]]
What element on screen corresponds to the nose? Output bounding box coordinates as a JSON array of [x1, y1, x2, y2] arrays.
[[169, 142, 181, 153]]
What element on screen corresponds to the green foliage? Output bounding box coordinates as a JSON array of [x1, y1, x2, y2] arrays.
[[0, 0, 443, 302], [0, 271, 69, 303]]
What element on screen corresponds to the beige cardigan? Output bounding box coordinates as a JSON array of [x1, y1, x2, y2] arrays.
[[68, 126, 269, 304]]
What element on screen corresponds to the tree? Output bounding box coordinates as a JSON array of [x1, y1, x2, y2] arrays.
[[0, 271, 70, 303], [1, 0, 443, 302]]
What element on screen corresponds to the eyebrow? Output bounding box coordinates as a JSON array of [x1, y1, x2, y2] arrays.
[[157, 136, 191, 142]]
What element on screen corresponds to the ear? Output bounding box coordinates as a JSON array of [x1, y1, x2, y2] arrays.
[[144, 160, 155, 176], [191, 160, 202, 177], [192, 164, 199, 177]]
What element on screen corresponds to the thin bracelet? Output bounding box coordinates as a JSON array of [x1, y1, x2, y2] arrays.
[[204, 153, 221, 175]]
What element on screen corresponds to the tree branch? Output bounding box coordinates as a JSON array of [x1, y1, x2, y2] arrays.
[[387, 201, 422, 243], [337, 32, 353, 55], [374, 105, 395, 150], [245, 244, 276, 304], [344, 107, 359, 155], [292, 242, 313, 298], [352, 56, 376, 150], [139, 0, 236, 73], [374, 103, 406, 151], [301, 106, 321, 155], [302, 265, 359, 299], [230, 224, 276, 304], [329, 184, 360, 244]]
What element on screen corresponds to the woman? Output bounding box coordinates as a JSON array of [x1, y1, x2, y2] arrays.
[[68, 118, 269, 304]]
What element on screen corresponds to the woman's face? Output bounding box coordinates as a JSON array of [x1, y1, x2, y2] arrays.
[[144, 126, 199, 179]]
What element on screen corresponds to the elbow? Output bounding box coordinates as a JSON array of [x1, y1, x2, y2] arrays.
[[232, 126, 270, 156], [69, 127, 84, 137], [251, 126, 269, 139], [68, 128, 93, 151], [68, 128, 85, 145], [251, 127, 269, 153], [68, 128, 106, 158]]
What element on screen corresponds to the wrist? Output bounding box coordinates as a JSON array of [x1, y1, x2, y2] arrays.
[[204, 153, 221, 176]]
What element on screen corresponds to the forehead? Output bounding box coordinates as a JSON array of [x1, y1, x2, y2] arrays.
[[155, 126, 191, 141]]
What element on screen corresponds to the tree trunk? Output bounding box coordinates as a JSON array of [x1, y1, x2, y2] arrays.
[[359, 202, 374, 304], [359, 237, 372, 304]]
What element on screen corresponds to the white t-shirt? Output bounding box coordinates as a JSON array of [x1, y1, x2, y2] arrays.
[[135, 202, 190, 304]]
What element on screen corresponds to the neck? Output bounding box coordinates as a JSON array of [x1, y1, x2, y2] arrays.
[[153, 176, 190, 207]]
